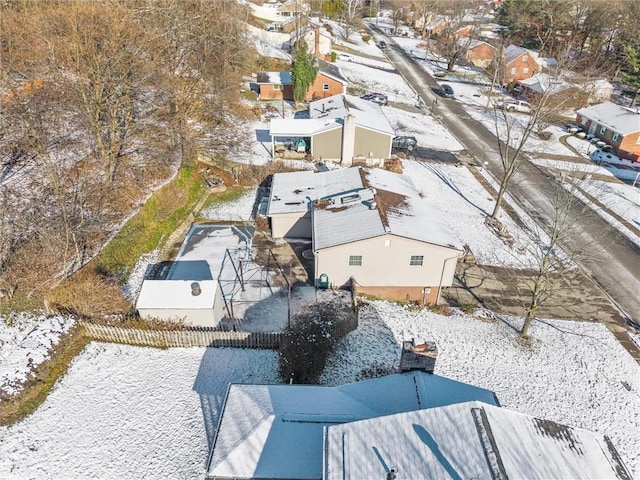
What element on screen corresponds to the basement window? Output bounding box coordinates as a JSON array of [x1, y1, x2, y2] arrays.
[[410, 255, 424, 266], [348, 255, 363, 266]]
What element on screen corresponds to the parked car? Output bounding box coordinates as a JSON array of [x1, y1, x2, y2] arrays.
[[440, 83, 454, 97], [337, 53, 353, 62], [566, 123, 582, 134], [433, 71, 447, 78], [377, 40, 387, 50], [361, 93, 388, 106], [496, 100, 532, 113], [392, 136, 418, 151]]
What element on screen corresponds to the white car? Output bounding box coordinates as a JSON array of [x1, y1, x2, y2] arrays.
[[337, 53, 353, 62], [497, 100, 532, 114]]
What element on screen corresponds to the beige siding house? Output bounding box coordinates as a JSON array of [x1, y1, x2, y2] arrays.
[[267, 167, 463, 304], [269, 94, 394, 165]]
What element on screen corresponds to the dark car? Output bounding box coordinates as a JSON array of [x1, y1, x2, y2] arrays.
[[378, 40, 387, 50], [440, 83, 454, 97], [361, 93, 388, 106], [392, 136, 418, 151]]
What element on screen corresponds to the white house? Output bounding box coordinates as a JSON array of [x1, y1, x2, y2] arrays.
[[267, 167, 463, 304]]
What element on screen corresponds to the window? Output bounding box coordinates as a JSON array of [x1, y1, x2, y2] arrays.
[[523, 67, 529, 74], [410, 255, 424, 266], [522, 55, 528, 61], [600, 125, 607, 135], [322, 83, 330, 91], [611, 132, 621, 142], [348, 255, 362, 266], [510, 67, 516, 75], [273, 84, 282, 91]]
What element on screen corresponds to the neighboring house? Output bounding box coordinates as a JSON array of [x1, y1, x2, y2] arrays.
[[503, 44, 541, 84], [576, 102, 640, 161], [290, 25, 332, 58], [255, 71, 293, 101], [205, 371, 499, 480], [267, 167, 463, 304], [206, 371, 631, 480], [256, 61, 347, 101], [516, 73, 613, 110], [277, 0, 309, 17], [464, 39, 496, 68], [304, 59, 348, 101], [269, 94, 394, 165], [424, 16, 447, 36]]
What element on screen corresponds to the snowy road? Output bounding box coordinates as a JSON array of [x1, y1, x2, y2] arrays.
[[373, 27, 640, 327]]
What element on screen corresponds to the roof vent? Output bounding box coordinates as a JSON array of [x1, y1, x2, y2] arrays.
[[191, 282, 202, 296]]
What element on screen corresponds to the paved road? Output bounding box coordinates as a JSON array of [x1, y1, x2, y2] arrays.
[[373, 29, 640, 325]]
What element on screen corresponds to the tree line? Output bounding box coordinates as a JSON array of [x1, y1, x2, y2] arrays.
[[0, 0, 253, 300]]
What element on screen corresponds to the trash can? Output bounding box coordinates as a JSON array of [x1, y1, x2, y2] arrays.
[[318, 273, 329, 289]]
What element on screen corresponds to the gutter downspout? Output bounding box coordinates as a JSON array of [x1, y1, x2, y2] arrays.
[[436, 254, 462, 305]]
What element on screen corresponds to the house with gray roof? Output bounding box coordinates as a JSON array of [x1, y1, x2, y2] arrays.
[[267, 167, 462, 304], [576, 101, 640, 161], [206, 371, 631, 480], [269, 94, 393, 165], [205, 371, 499, 480]]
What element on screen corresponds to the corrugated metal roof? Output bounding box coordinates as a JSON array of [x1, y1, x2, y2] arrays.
[[269, 117, 340, 136], [576, 101, 640, 136]]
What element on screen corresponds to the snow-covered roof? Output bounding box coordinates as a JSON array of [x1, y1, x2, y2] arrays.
[[504, 44, 540, 67], [517, 73, 571, 95], [269, 117, 341, 137], [313, 168, 463, 251], [463, 38, 496, 51], [136, 280, 217, 310], [256, 71, 292, 85], [266, 167, 363, 216], [576, 101, 640, 136], [309, 94, 394, 135], [325, 401, 632, 480], [317, 58, 348, 85], [206, 372, 498, 479]]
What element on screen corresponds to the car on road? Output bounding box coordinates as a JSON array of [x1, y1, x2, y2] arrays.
[[377, 40, 387, 50], [361, 93, 388, 106], [392, 136, 418, 151], [337, 53, 353, 62], [496, 100, 532, 113], [440, 83, 454, 97]]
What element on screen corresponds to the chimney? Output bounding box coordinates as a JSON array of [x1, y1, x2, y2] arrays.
[[341, 114, 356, 166], [315, 27, 320, 58], [191, 282, 202, 296], [399, 338, 438, 373]]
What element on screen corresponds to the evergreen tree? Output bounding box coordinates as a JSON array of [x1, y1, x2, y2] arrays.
[[291, 41, 318, 103], [619, 46, 640, 107]]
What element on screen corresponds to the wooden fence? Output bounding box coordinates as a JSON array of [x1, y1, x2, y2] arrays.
[[80, 322, 281, 349]]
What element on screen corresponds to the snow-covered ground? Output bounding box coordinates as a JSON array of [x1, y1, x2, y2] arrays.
[[1, 304, 638, 479], [0, 314, 75, 397]]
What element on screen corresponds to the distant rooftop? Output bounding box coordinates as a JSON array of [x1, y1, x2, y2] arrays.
[[256, 71, 292, 85]]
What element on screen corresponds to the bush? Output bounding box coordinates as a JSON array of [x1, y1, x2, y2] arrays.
[[361, 34, 371, 43], [279, 301, 356, 384]]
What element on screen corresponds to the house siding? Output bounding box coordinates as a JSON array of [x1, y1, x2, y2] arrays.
[[305, 73, 345, 101], [315, 234, 461, 302], [270, 212, 311, 238], [312, 128, 342, 161], [466, 44, 496, 68], [259, 84, 294, 101], [353, 127, 392, 162], [504, 53, 539, 84]]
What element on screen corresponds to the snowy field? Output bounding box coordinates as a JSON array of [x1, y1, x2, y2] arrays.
[[1, 303, 638, 479]]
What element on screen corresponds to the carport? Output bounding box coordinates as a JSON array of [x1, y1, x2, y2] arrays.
[[269, 118, 342, 159]]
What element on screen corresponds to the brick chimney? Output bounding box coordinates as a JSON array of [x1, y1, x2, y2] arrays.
[[399, 338, 438, 373]]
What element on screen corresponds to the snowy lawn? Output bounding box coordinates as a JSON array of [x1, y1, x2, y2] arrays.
[[1, 303, 638, 479], [0, 314, 75, 397]]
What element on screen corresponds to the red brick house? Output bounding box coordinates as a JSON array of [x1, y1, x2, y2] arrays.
[[465, 40, 496, 69], [256, 60, 347, 102], [576, 102, 640, 162], [503, 45, 540, 84]]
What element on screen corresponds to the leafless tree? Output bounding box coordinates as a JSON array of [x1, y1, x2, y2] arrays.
[[340, 0, 362, 40]]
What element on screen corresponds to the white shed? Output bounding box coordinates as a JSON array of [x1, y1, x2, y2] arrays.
[[136, 279, 224, 327]]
